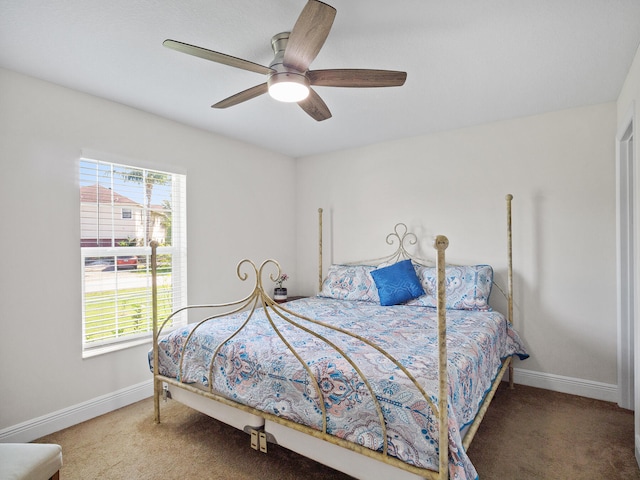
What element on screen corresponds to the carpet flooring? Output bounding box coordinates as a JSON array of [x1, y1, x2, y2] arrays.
[[35, 384, 639, 479]]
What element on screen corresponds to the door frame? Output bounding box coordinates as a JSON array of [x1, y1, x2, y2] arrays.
[[617, 104, 635, 411]]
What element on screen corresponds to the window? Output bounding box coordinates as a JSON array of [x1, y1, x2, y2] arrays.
[[79, 158, 187, 357]]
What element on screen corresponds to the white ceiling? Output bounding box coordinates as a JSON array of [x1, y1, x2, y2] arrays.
[[1, 0, 639, 158]]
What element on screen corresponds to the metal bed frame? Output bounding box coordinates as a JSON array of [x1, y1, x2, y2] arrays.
[[150, 195, 516, 480]]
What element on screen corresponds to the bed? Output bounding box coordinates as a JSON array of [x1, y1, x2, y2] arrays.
[[149, 195, 528, 480]]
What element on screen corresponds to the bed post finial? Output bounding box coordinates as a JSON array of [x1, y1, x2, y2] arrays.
[[318, 208, 323, 293], [433, 235, 449, 252]]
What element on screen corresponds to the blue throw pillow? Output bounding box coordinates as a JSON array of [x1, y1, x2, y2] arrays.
[[370, 260, 425, 306]]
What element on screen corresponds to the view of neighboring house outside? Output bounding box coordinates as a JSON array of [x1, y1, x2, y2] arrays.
[[80, 184, 168, 247]]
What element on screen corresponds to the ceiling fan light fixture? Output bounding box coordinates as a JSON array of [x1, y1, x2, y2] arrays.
[[268, 72, 310, 102]]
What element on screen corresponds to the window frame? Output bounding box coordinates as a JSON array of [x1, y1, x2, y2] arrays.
[[79, 157, 187, 357]]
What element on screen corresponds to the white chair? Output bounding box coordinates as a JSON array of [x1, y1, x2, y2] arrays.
[[0, 443, 62, 480]]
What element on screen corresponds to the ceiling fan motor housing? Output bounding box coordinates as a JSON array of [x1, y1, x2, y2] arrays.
[[267, 32, 310, 102]]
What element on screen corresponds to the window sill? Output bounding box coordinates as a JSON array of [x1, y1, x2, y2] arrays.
[[82, 336, 151, 359]]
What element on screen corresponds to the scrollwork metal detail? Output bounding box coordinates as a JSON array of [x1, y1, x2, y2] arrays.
[[386, 223, 418, 257], [235, 258, 284, 298], [347, 223, 434, 267]]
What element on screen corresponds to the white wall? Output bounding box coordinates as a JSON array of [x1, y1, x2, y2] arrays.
[[295, 102, 618, 395], [0, 68, 296, 434]]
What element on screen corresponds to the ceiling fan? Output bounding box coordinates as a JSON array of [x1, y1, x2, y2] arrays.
[[163, 0, 407, 121]]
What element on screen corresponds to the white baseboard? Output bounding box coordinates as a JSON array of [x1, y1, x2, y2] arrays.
[[506, 367, 619, 403], [636, 434, 640, 468], [0, 380, 153, 443]]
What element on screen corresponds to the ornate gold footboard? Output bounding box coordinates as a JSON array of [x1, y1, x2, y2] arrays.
[[150, 195, 519, 480]]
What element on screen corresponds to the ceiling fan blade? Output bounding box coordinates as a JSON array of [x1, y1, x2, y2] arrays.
[[308, 69, 407, 87], [163, 39, 274, 76], [284, 0, 336, 72], [298, 88, 332, 121], [212, 83, 269, 109]]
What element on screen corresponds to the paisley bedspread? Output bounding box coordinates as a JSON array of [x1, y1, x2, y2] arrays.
[[150, 296, 528, 480]]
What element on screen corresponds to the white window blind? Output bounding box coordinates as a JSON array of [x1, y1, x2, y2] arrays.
[[79, 158, 187, 356]]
